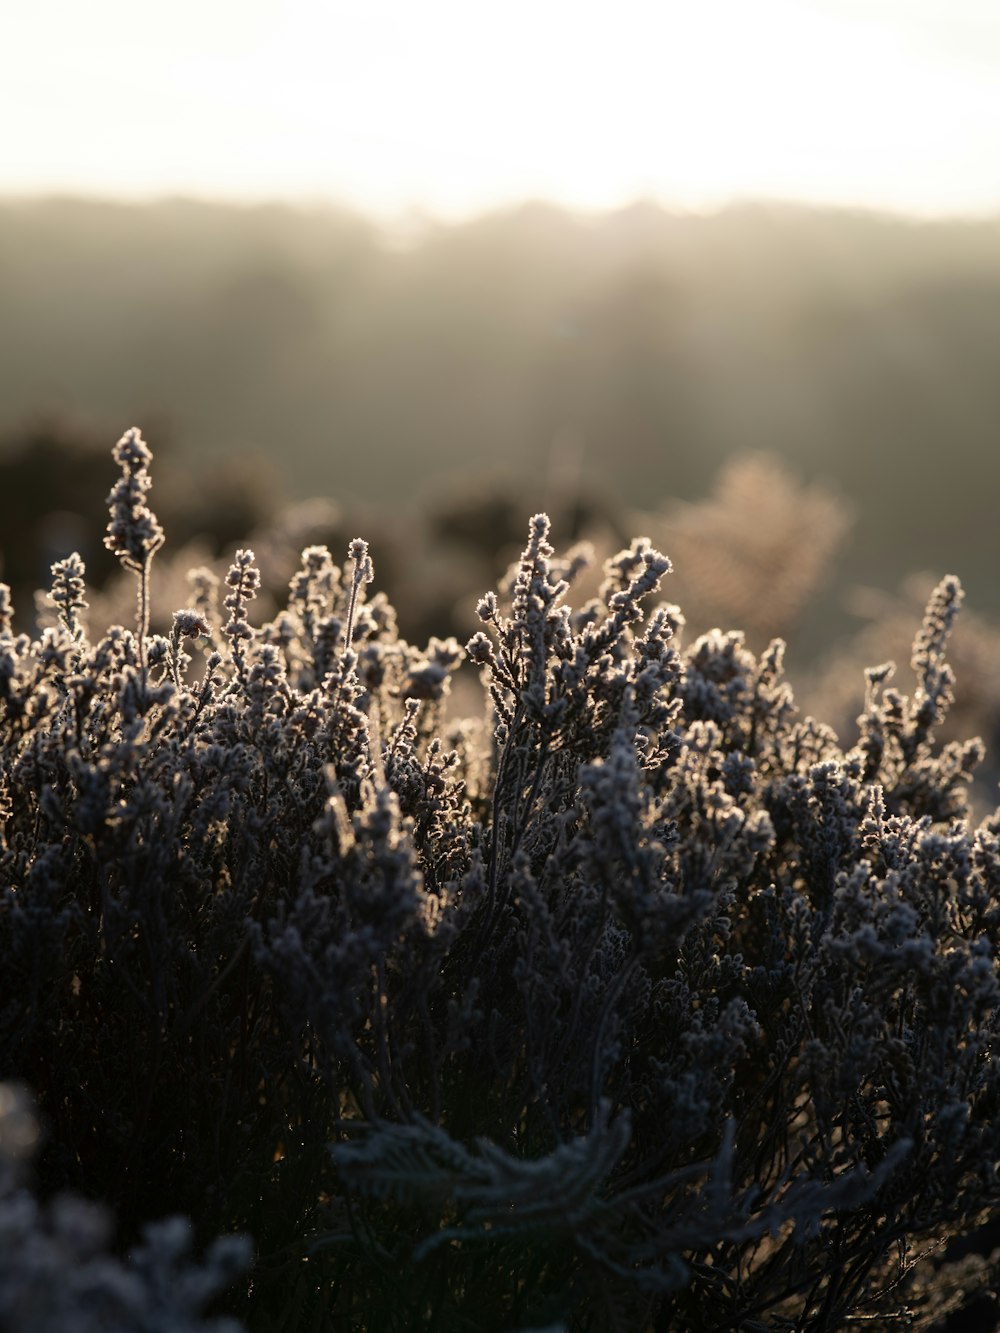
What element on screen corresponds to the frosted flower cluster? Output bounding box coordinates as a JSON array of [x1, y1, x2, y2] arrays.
[[2, 430, 1000, 1330]]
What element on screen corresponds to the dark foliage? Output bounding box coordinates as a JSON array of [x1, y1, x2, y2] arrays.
[[3, 430, 1000, 1330]]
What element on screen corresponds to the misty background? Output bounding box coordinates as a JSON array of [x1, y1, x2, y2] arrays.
[[3, 194, 1000, 648]]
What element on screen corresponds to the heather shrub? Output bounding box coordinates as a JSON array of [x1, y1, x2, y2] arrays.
[[804, 573, 1000, 818], [632, 451, 852, 651], [3, 429, 1000, 1330]]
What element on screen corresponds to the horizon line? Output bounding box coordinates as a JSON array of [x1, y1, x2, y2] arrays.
[[2, 187, 1000, 230]]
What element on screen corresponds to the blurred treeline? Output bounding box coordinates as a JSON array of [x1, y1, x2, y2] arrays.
[[3, 194, 1000, 659]]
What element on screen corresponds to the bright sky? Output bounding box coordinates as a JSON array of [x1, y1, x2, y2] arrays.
[[3, 0, 1000, 218]]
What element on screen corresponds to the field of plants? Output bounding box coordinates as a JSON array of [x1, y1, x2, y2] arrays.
[[4, 428, 1000, 1330]]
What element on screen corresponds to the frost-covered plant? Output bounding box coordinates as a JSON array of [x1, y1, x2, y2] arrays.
[[3, 429, 1000, 1331], [806, 572, 1000, 817], [103, 426, 165, 678]]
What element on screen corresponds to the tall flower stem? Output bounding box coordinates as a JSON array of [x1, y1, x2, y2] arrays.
[[104, 427, 164, 686], [137, 554, 152, 681]]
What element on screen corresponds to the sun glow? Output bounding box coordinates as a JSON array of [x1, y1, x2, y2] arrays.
[[3, 0, 1000, 216]]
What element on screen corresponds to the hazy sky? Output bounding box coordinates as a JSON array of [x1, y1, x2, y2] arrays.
[[3, 0, 1000, 218]]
